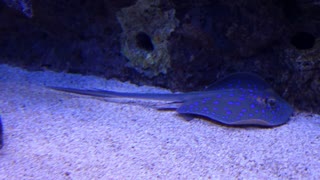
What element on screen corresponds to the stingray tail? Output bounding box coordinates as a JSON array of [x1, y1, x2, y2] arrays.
[[47, 86, 185, 101]]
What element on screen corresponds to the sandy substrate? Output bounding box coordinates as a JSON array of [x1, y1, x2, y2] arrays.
[[0, 64, 319, 179]]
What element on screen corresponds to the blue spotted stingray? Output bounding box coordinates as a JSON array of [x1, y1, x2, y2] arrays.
[[48, 73, 293, 127]]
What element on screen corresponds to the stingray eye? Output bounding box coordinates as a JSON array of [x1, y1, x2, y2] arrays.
[[265, 97, 277, 108]]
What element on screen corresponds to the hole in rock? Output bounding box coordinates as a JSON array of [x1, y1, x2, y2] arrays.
[[135, 32, 154, 51], [290, 31, 315, 50]]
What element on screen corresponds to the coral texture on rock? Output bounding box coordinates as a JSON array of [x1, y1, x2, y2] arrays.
[[117, 0, 179, 77]]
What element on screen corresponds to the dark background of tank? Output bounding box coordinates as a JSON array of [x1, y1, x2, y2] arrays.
[[1, 0, 320, 112]]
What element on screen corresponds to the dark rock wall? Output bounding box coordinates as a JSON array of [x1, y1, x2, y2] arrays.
[[2, 0, 33, 17], [0, 0, 320, 112], [0, 0, 136, 80]]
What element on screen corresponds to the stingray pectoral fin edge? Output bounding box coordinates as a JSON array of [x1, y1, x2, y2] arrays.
[[176, 110, 289, 127], [228, 118, 282, 127]]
